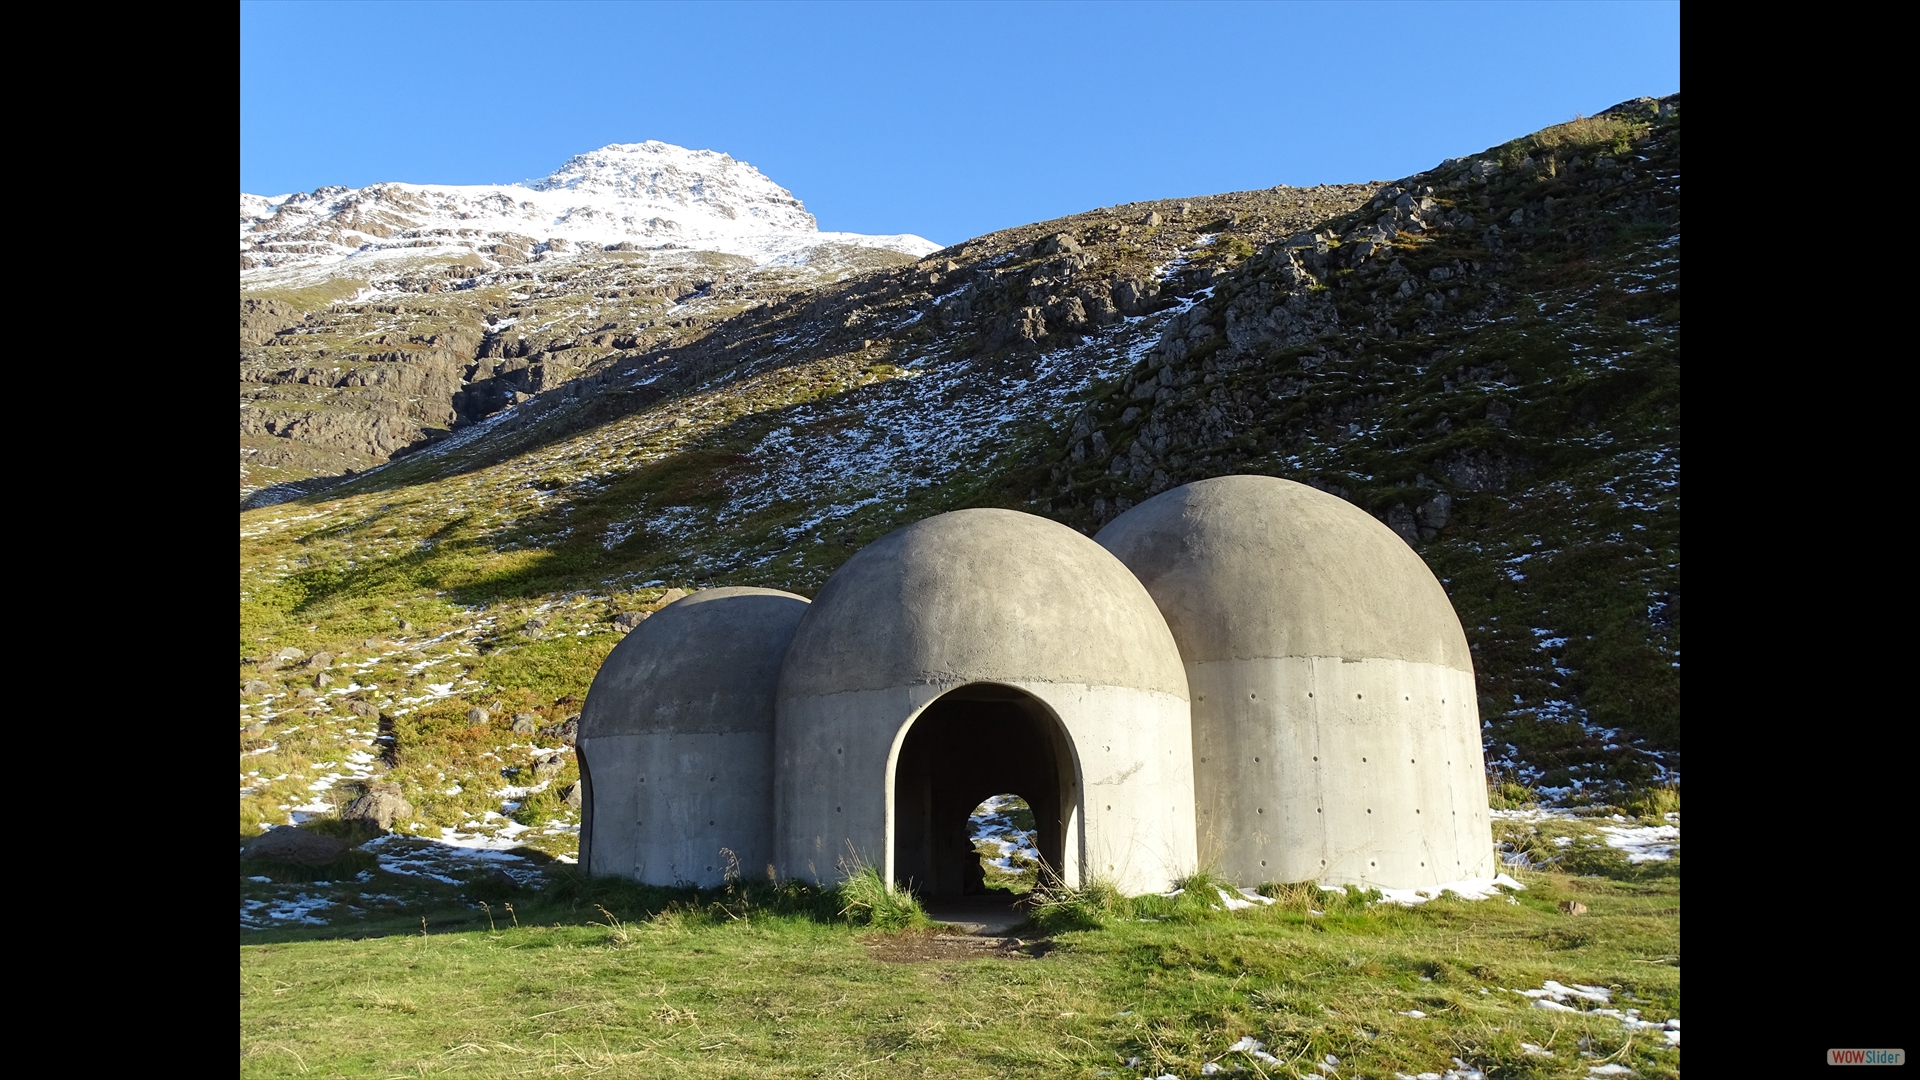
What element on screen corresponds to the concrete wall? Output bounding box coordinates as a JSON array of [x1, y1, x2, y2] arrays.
[[1188, 657, 1495, 888], [1033, 682, 1197, 895], [582, 731, 778, 883], [772, 679, 1197, 896], [577, 587, 809, 887]]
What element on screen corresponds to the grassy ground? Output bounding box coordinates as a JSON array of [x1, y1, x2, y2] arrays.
[[241, 856, 1677, 1080]]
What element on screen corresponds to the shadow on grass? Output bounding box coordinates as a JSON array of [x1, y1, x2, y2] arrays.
[[240, 851, 892, 945]]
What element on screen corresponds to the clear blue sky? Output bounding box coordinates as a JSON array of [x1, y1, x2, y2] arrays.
[[240, 1, 1678, 247]]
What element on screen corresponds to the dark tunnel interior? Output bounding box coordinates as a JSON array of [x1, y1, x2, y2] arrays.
[[891, 684, 1076, 896]]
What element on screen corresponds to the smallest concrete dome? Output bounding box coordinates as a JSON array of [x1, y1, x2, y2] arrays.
[[578, 587, 809, 887]]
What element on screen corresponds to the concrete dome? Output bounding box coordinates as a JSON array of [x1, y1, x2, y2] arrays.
[[1095, 475, 1471, 669], [1097, 476, 1494, 890], [775, 508, 1197, 895], [778, 508, 1187, 700], [578, 586, 809, 886]]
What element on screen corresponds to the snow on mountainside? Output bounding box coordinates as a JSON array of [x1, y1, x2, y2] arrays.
[[240, 141, 938, 278]]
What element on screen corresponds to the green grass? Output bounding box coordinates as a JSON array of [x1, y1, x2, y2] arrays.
[[241, 865, 1679, 1079], [837, 865, 935, 931], [241, 277, 369, 311]]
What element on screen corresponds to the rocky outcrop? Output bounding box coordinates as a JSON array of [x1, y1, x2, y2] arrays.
[[1043, 94, 1682, 781]]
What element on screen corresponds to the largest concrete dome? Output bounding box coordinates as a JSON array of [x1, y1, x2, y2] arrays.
[[774, 508, 1196, 896], [1096, 476, 1494, 890], [577, 587, 809, 886]]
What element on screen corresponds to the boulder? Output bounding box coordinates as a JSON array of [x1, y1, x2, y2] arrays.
[[304, 651, 334, 670], [1077, 287, 1120, 325], [314, 673, 333, 688], [533, 752, 569, 779], [1141, 211, 1162, 227], [539, 715, 579, 746], [612, 611, 647, 633], [1112, 278, 1156, 314], [1415, 492, 1452, 538], [1044, 295, 1088, 331], [467, 706, 491, 726], [1037, 232, 1081, 255], [652, 588, 690, 609], [1558, 901, 1589, 916], [341, 790, 413, 831], [242, 679, 271, 696], [243, 827, 350, 866], [273, 647, 307, 663], [511, 713, 539, 735], [1385, 504, 1420, 544], [348, 699, 379, 719], [559, 782, 583, 809]]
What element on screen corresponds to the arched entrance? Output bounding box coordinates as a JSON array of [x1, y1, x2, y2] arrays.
[[889, 683, 1080, 896]]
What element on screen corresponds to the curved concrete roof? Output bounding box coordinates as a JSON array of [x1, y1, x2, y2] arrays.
[[1095, 476, 1472, 670], [580, 586, 811, 737], [778, 508, 1187, 699]]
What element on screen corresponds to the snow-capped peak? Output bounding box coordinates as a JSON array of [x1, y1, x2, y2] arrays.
[[526, 142, 814, 227], [240, 141, 936, 278]]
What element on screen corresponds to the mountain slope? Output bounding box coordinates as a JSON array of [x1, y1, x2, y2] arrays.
[[1035, 97, 1680, 793], [237, 97, 1678, 854], [240, 143, 937, 501]]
